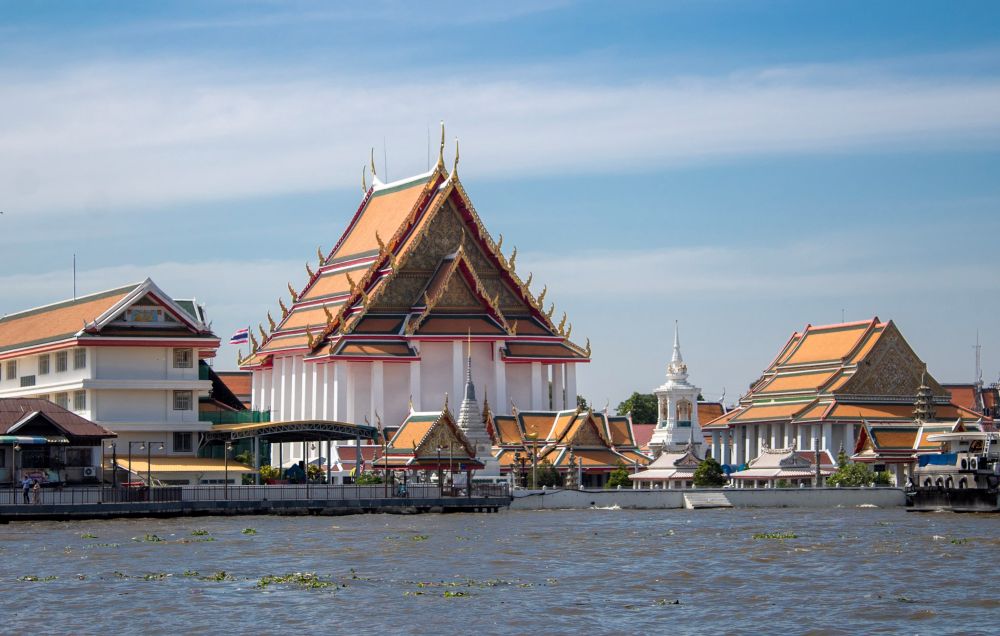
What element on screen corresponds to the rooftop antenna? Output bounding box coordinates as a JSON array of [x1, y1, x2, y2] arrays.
[[841, 308, 845, 323], [975, 330, 983, 388]]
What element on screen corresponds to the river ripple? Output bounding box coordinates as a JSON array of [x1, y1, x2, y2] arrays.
[[1, 508, 998, 635]]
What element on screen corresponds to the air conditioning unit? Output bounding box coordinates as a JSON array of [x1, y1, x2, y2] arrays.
[[82, 467, 97, 478]]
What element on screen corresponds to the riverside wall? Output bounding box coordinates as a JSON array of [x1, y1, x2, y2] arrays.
[[509, 487, 905, 510]]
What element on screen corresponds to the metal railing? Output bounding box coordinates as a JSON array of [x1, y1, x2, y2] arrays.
[[0, 482, 510, 506]]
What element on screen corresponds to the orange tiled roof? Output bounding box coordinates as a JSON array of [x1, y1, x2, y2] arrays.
[[505, 342, 586, 359], [759, 371, 837, 394], [336, 342, 414, 357], [606, 416, 635, 447], [331, 176, 432, 263], [416, 316, 505, 335], [944, 384, 979, 412], [0, 284, 137, 354], [216, 372, 251, 398], [494, 416, 523, 445], [731, 402, 811, 422], [784, 321, 881, 365]]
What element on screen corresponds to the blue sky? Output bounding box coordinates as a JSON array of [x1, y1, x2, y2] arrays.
[[1, 1, 999, 409]]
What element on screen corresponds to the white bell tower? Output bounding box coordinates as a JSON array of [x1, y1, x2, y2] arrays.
[[648, 322, 703, 455]]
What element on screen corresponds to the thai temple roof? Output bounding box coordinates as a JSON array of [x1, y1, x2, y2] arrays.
[[241, 129, 590, 370], [702, 318, 982, 430]]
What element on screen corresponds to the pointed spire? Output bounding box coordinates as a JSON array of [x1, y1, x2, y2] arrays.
[[672, 320, 683, 365], [667, 320, 688, 380], [370, 147, 377, 178], [452, 137, 460, 176], [435, 121, 446, 170]]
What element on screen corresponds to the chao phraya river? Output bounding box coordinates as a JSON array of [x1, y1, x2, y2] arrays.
[[2, 508, 998, 634]]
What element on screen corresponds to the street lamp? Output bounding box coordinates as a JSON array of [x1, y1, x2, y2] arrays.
[[12, 443, 21, 504], [512, 451, 521, 489], [436, 445, 444, 497], [224, 441, 233, 500], [106, 442, 118, 489]]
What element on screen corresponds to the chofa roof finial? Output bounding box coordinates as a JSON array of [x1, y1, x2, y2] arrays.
[[452, 137, 460, 175], [370, 147, 377, 178], [436, 120, 446, 170]]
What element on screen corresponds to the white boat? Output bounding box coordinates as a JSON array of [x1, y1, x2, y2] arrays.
[[906, 431, 1000, 512]]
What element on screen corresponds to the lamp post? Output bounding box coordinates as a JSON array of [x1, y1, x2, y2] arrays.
[[513, 451, 522, 490], [106, 442, 118, 489], [436, 445, 443, 497], [127, 441, 146, 487], [224, 441, 232, 500], [12, 443, 21, 504]]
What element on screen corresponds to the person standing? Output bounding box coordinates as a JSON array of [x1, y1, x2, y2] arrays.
[[21, 476, 32, 504], [31, 479, 41, 504]]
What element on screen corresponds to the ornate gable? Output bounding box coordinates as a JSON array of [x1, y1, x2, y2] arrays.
[[567, 413, 609, 447], [414, 413, 476, 458], [837, 322, 946, 398]]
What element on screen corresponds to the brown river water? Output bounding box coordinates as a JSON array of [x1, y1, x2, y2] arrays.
[[1, 507, 998, 635]]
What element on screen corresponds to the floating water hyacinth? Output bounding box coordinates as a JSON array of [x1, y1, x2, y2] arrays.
[[752, 532, 798, 540], [242, 528, 257, 535]]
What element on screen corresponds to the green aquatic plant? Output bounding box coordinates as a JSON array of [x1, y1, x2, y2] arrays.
[[950, 538, 969, 545], [655, 598, 681, 605], [80, 533, 98, 539], [256, 572, 332, 589], [752, 532, 798, 540], [201, 571, 233, 581], [242, 528, 257, 535], [133, 533, 163, 543], [410, 535, 429, 542], [183, 570, 200, 577], [142, 573, 169, 581], [443, 590, 469, 598], [18, 575, 57, 582], [191, 529, 210, 536]]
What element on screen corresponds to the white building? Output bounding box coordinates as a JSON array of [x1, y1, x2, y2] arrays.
[[0, 278, 223, 484], [241, 146, 591, 467], [648, 323, 704, 455]]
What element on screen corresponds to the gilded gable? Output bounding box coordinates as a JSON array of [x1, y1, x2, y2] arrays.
[[837, 324, 946, 397]]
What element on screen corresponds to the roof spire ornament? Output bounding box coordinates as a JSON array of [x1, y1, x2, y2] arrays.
[[496, 233, 503, 252], [323, 304, 333, 324], [287, 282, 298, 303], [258, 324, 267, 342], [408, 394, 414, 412], [305, 262, 314, 279], [509, 246, 517, 270], [537, 285, 547, 307], [558, 312, 567, 334], [370, 147, 377, 178], [546, 303, 555, 320], [525, 272, 533, 289], [249, 333, 259, 352], [361, 165, 367, 193], [375, 231, 386, 254], [266, 312, 276, 332], [306, 329, 315, 349], [435, 121, 446, 170], [452, 137, 460, 176], [584, 338, 591, 357], [346, 272, 357, 294], [566, 323, 572, 339], [278, 298, 289, 319], [667, 320, 688, 379], [317, 246, 325, 267]]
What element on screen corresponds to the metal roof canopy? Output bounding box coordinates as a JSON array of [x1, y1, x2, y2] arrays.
[[203, 420, 378, 444]]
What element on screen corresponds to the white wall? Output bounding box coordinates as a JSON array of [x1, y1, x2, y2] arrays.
[[383, 362, 410, 427], [506, 363, 531, 411], [419, 342, 452, 409]]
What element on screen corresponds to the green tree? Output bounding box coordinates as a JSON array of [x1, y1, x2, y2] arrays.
[[616, 392, 658, 424], [606, 462, 631, 489], [354, 471, 383, 485], [576, 395, 589, 411], [693, 456, 727, 487], [536, 460, 563, 488], [827, 453, 878, 487]]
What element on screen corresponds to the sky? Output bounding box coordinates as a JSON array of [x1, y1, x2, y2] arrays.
[[1, 0, 999, 410]]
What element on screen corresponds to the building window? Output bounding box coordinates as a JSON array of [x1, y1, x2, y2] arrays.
[[73, 348, 87, 370], [173, 390, 193, 411], [20, 375, 36, 388], [38, 354, 50, 375], [65, 448, 91, 467], [173, 432, 193, 452], [56, 351, 68, 372], [73, 390, 87, 411], [5, 360, 16, 380], [54, 392, 69, 409], [173, 348, 193, 369]]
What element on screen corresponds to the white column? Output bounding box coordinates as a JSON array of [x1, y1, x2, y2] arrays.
[[321, 363, 330, 420], [822, 422, 833, 454], [251, 371, 261, 411], [279, 357, 291, 421], [288, 356, 300, 420], [711, 431, 721, 461], [552, 364, 565, 410], [303, 360, 315, 420], [530, 362, 544, 410], [494, 341, 507, 412], [783, 423, 791, 449], [371, 361, 384, 427], [770, 424, 779, 449], [409, 361, 421, 411], [565, 363, 577, 409], [331, 361, 343, 421], [452, 340, 463, 409], [345, 364, 356, 424], [846, 423, 856, 456]]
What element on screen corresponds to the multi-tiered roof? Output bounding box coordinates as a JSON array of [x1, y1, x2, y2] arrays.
[[703, 318, 982, 431], [240, 131, 589, 369]]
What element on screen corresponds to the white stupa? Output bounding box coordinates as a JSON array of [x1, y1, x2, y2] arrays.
[[648, 322, 703, 456], [455, 339, 500, 476]]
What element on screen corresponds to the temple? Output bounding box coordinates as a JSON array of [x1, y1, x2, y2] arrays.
[[241, 129, 592, 468], [648, 322, 703, 455], [702, 318, 982, 484]]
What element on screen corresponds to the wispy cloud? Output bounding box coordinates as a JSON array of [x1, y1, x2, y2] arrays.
[[1, 56, 999, 216]]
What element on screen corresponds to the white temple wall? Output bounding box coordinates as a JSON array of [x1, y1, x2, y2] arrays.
[[505, 363, 531, 411], [469, 342, 495, 403], [348, 361, 372, 425], [383, 362, 409, 428], [418, 341, 452, 409]]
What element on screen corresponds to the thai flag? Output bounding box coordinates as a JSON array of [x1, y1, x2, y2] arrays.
[[229, 327, 249, 345]]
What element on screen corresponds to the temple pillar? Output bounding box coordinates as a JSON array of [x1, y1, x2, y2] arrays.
[[711, 431, 721, 461], [321, 363, 329, 420], [280, 357, 292, 421], [371, 361, 384, 427], [530, 362, 544, 410], [771, 424, 779, 450], [251, 371, 262, 411], [289, 356, 300, 421], [493, 341, 506, 413], [845, 423, 856, 456], [331, 361, 344, 421], [409, 361, 421, 411], [302, 360, 314, 420], [345, 364, 356, 424], [565, 364, 577, 410], [743, 426, 752, 464], [822, 422, 833, 453], [552, 364, 565, 410]]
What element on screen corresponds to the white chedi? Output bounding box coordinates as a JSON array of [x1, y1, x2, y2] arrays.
[[648, 322, 703, 455]]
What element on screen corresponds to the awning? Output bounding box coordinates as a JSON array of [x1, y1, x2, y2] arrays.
[[204, 420, 378, 443], [114, 457, 253, 473], [0, 435, 70, 445]]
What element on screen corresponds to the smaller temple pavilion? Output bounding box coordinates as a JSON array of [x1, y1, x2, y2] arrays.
[[492, 408, 649, 488], [372, 406, 483, 488], [851, 376, 975, 485], [728, 446, 836, 488], [628, 441, 702, 489]]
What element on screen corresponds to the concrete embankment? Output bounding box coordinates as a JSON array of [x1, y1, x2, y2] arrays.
[[0, 497, 508, 522], [510, 487, 905, 510]]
